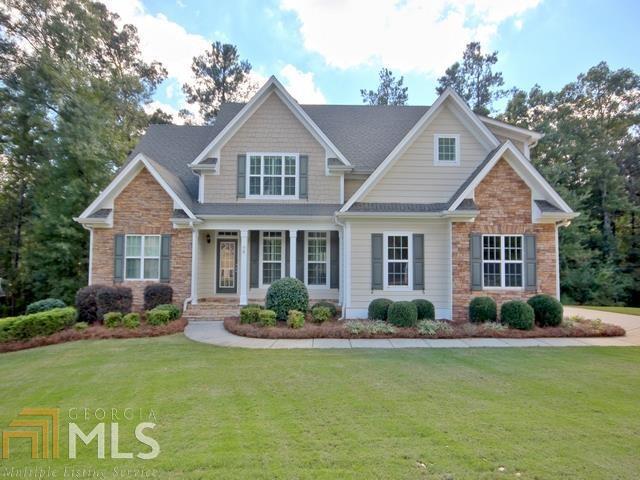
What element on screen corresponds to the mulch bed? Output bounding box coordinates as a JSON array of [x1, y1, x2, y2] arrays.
[[0, 318, 187, 354], [224, 317, 626, 340]]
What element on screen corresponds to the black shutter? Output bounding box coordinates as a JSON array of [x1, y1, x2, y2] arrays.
[[249, 231, 259, 288], [160, 234, 171, 283], [371, 233, 383, 290], [299, 155, 308, 199], [296, 232, 304, 282], [237, 154, 246, 198], [330, 231, 339, 289], [524, 234, 537, 291], [413, 234, 424, 291], [470, 233, 482, 290], [285, 231, 290, 277], [114, 234, 125, 283]]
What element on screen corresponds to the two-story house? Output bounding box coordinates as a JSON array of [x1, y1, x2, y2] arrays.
[[75, 76, 577, 321]]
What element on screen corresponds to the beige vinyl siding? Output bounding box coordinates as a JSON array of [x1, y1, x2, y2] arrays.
[[344, 178, 366, 202], [348, 219, 450, 317], [362, 105, 489, 204], [204, 92, 340, 203], [197, 232, 215, 299]]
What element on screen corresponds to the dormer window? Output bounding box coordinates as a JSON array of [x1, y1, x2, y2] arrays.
[[434, 134, 460, 166], [247, 153, 298, 198]]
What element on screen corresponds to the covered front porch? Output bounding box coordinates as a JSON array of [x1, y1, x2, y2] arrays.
[[190, 221, 341, 308]]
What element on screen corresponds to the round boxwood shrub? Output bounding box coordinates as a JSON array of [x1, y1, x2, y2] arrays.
[[469, 297, 497, 323], [311, 306, 332, 324], [266, 277, 309, 320], [501, 300, 535, 330], [287, 310, 305, 329], [240, 306, 261, 324], [146, 309, 170, 326], [154, 304, 181, 321], [311, 301, 337, 318], [387, 301, 418, 327], [527, 294, 563, 327], [259, 309, 277, 327], [26, 298, 66, 315], [122, 313, 141, 329], [368, 298, 393, 320], [104, 312, 123, 329], [412, 299, 435, 320]]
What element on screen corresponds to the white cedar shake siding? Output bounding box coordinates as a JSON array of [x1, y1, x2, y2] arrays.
[[203, 91, 341, 203], [347, 219, 450, 319], [362, 105, 488, 203]]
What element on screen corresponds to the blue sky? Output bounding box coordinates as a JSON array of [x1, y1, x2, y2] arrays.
[[104, 0, 640, 119]]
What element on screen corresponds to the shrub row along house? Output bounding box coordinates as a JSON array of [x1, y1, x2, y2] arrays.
[[75, 76, 577, 321]]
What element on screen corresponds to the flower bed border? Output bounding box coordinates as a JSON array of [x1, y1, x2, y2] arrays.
[[0, 318, 186, 354], [224, 317, 625, 340]]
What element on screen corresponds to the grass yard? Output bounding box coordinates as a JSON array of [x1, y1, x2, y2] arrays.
[[1, 335, 639, 479], [579, 305, 640, 316]]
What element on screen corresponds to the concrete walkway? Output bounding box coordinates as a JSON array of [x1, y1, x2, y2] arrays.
[[185, 311, 640, 349]]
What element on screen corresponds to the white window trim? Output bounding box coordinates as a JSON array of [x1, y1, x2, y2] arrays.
[[383, 232, 413, 291], [258, 231, 286, 288], [433, 134, 460, 166], [124, 234, 161, 281], [481, 234, 524, 290], [246, 152, 299, 199], [304, 231, 330, 289]]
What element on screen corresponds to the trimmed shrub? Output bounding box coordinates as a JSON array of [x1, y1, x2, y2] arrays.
[[412, 299, 435, 320], [75, 285, 108, 324], [259, 309, 277, 327], [245, 303, 264, 310], [26, 298, 66, 315], [266, 277, 309, 321], [104, 312, 123, 328], [311, 301, 337, 318], [367, 298, 393, 320], [146, 309, 171, 326], [96, 286, 132, 321], [311, 306, 332, 324], [501, 300, 535, 330], [527, 294, 563, 327], [469, 297, 497, 323], [240, 307, 261, 324], [154, 304, 181, 321], [0, 307, 77, 342], [387, 301, 418, 327], [144, 284, 173, 311], [74, 322, 89, 331], [122, 313, 141, 329], [287, 310, 305, 329], [417, 319, 453, 336]]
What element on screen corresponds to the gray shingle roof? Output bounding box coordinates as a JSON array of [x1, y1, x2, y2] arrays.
[[535, 199, 562, 212], [348, 199, 477, 213], [171, 209, 190, 219], [193, 203, 341, 216], [446, 144, 504, 209]]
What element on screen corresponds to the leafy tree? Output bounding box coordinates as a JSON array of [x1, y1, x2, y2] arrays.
[[182, 42, 255, 124], [0, 0, 165, 313], [503, 62, 640, 305], [148, 108, 174, 125], [437, 42, 509, 115], [360, 68, 408, 105]]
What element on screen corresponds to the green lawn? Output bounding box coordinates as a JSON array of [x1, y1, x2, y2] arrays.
[[1, 335, 639, 479], [579, 305, 640, 316]]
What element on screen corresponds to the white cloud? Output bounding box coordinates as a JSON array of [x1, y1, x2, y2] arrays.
[[103, 0, 210, 86], [280, 0, 541, 75], [280, 65, 326, 103]]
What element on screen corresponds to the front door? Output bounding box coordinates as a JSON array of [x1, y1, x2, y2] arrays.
[[216, 239, 238, 294]]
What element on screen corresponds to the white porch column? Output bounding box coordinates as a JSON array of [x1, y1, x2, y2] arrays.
[[191, 229, 199, 305], [338, 228, 343, 305], [239, 229, 249, 305], [289, 229, 298, 279]]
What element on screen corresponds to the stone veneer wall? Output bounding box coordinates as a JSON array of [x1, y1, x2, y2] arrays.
[[91, 167, 192, 309], [452, 158, 557, 322]]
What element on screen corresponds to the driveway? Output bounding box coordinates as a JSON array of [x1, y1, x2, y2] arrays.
[[564, 306, 640, 341]]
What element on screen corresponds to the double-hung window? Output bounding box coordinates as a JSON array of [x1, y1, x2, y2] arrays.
[[248, 154, 297, 198], [261, 231, 284, 286], [384, 233, 412, 289], [125, 235, 160, 280], [306, 232, 329, 287], [482, 235, 523, 288], [434, 134, 460, 165]]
